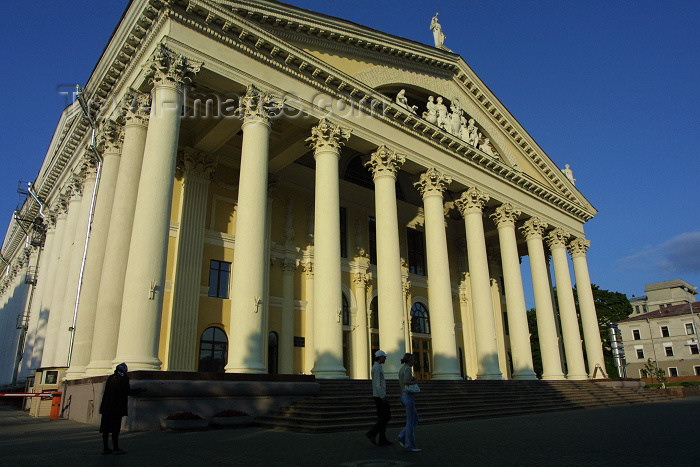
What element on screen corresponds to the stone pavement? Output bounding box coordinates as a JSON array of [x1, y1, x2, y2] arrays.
[[1, 398, 698, 466]]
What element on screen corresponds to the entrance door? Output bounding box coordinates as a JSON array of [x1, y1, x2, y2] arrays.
[[412, 337, 432, 380]]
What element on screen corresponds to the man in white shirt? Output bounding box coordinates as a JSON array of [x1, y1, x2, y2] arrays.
[[365, 350, 392, 446]]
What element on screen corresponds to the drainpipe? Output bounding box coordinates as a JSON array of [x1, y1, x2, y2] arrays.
[[66, 85, 103, 368]]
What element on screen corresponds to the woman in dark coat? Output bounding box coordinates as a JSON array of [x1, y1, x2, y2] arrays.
[[99, 363, 131, 454]]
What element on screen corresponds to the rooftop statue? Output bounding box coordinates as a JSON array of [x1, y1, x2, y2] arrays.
[[430, 13, 451, 51], [396, 89, 418, 114], [562, 164, 576, 185]]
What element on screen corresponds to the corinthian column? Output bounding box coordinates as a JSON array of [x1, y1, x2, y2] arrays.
[[306, 118, 350, 378], [66, 122, 124, 379], [546, 228, 587, 379], [521, 218, 565, 380], [491, 204, 536, 380], [365, 146, 406, 379], [85, 93, 150, 375], [456, 187, 502, 380], [114, 45, 201, 371], [568, 237, 606, 378], [167, 149, 216, 370], [225, 84, 277, 374], [415, 168, 461, 380]]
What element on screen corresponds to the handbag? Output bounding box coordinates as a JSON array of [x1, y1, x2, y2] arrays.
[[405, 383, 420, 394]]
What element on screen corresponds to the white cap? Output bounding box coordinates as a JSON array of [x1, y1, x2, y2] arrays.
[[375, 350, 388, 358]]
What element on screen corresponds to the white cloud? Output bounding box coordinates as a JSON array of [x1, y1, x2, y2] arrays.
[[616, 231, 700, 274]]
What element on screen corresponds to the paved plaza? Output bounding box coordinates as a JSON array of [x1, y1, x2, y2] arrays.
[[1, 398, 698, 466]]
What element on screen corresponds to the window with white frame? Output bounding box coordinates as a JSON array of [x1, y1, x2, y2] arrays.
[[664, 344, 674, 357], [632, 329, 641, 340], [660, 326, 670, 338], [635, 347, 644, 359], [668, 367, 678, 377], [695, 366, 700, 376], [689, 343, 699, 355], [685, 322, 696, 335]]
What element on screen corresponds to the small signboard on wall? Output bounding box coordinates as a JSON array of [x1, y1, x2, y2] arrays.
[[294, 337, 305, 347]]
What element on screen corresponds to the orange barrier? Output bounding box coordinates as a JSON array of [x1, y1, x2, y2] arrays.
[[0, 391, 62, 419]]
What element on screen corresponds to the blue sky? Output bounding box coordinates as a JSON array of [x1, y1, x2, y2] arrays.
[[1, 0, 698, 302]]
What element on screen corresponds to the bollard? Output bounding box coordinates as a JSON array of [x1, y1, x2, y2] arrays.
[[49, 392, 62, 420]]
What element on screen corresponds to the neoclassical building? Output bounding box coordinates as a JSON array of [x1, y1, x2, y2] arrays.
[[0, 0, 605, 386]]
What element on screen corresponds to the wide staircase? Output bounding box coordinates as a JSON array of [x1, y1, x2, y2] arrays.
[[254, 379, 678, 433]]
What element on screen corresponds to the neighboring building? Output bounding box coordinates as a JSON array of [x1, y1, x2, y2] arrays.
[[628, 279, 697, 316], [0, 0, 605, 387], [617, 302, 700, 378]]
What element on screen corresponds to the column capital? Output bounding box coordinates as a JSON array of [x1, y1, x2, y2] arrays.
[[123, 89, 151, 127], [520, 217, 548, 239], [414, 168, 452, 198], [545, 227, 572, 249], [455, 186, 490, 215], [568, 237, 591, 258], [176, 148, 217, 181], [145, 44, 202, 88], [491, 203, 521, 228], [307, 118, 351, 153], [97, 120, 124, 155], [365, 145, 405, 179], [236, 84, 280, 126], [353, 271, 370, 287], [281, 257, 297, 273]]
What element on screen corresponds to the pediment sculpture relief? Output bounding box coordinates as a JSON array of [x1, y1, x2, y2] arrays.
[[396, 89, 501, 162]]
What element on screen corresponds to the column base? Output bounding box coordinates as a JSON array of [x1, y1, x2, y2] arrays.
[[224, 364, 267, 374], [541, 373, 567, 381], [511, 371, 539, 380], [566, 373, 589, 381], [476, 373, 503, 380], [431, 372, 464, 381], [64, 366, 87, 380], [112, 357, 161, 371], [84, 360, 117, 376]]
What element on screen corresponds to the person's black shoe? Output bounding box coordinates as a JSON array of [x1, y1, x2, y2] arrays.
[[365, 432, 377, 445], [378, 439, 393, 447], [102, 448, 113, 455]]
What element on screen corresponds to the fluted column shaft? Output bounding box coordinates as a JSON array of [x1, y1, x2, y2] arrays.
[[301, 255, 314, 374], [66, 124, 123, 379], [167, 151, 215, 370], [226, 85, 275, 374], [569, 238, 606, 377], [491, 205, 536, 380], [308, 119, 350, 378], [416, 169, 461, 380], [456, 187, 502, 380], [42, 190, 82, 367], [521, 218, 565, 380], [365, 146, 406, 379], [279, 259, 295, 374], [547, 229, 587, 379], [352, 268, 370, 379], [115, 46, 200, 371], [85, 100, 149, 375]]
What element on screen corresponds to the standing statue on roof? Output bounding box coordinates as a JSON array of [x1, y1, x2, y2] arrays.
[[430, 13, 451, 51]]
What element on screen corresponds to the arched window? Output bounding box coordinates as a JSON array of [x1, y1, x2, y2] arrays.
[[410, 302, 430, 334], [268, 331, 279, 375], [198, 326, 228, 372], [342, 293, 350, 326]]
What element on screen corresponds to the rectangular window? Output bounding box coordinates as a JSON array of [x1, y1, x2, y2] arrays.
[[406, 228, 426, 276], [636, 348, 645, 359], [635, 305, 640, 314], [689, 344, 699, 355], [632, 329, 641, 340], [208, 260, 231, 299], [664, 345, 674, 357], [686, 322, 695, 335], [668, 367, 678, 377], [660, 326, 670, 338], [340, 207, 347, 258], [695, 366, 700, 376], [368, 216, 377, 265]]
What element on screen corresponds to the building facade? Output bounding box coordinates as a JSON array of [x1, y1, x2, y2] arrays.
[[628, 279, 697, 316], [616, 302, 700, 378], [0, 0, 605, 385]]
